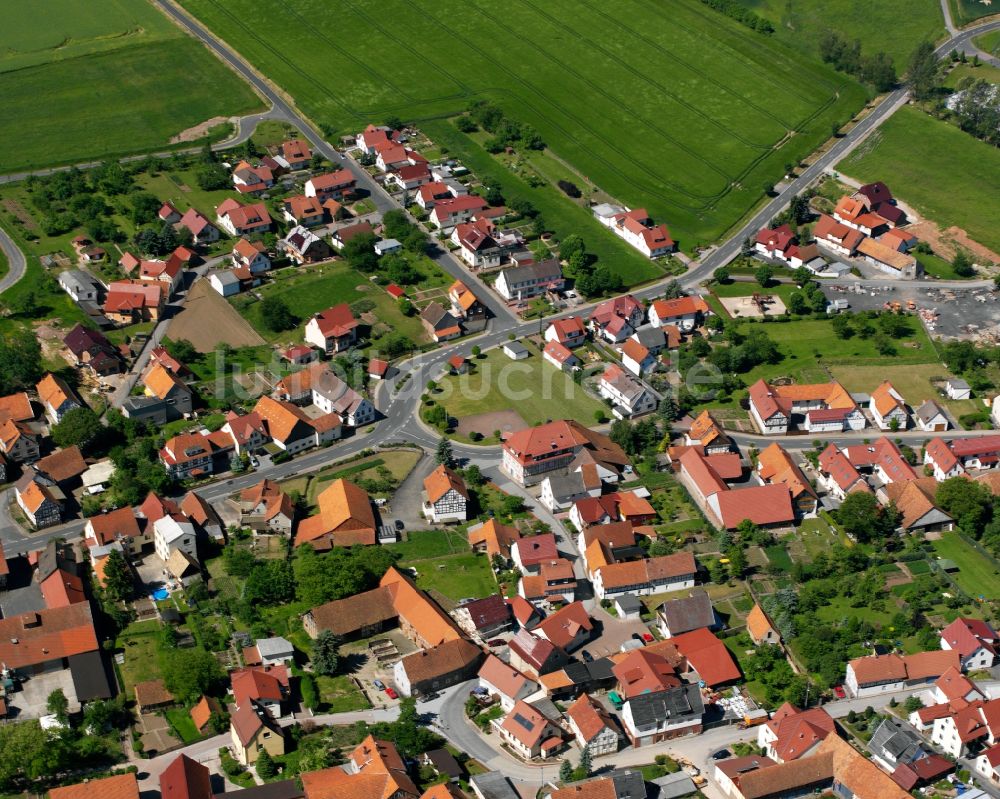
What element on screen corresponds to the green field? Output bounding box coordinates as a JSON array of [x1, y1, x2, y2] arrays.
[[741, 0, 944, 70], [950, 0, 1000, 26], [933, 532, 1000, 600], [840, 106, 1000, 254], [232, 261, 431, 347], [180, 0, 865, 248], [434, 345, 606, 430], [974, 30, 1000, 56], [0, 0, 264, 172]]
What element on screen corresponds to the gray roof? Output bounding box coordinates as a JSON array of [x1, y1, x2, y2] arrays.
[[615, 593, 643, 613], [471, 772, 520, 799], [210, 269, 240, 286], [60, 269, 100, 293], [546, 472, 589, 502], [218, 780, 304, 799], [658, 591, 715, 635], [425, 748, 463, 778], [651, 770, 697, 799], [503, 341, 529, 356], [948, 378, 970, 390], [500, 258, 562, 285], [633, 327, 666, 349], [593, 202, 625, 219], [627, 684, 703, 728], [915, 399, 947, 425], [611, 770, 649, 799], [869, 718, 924, 764], [420, 301, 458, 328], [255, 636, 294, 658], [69, 650, 114, 701]]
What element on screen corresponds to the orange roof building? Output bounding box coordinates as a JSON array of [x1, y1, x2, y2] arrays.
[[50, 773, 140, 799], [295, 478, 375, 549], [302, 735, 419, 799], [746, 603, 780, 646], [468, 519, 521, 559]]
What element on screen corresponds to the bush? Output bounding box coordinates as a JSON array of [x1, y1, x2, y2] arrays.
[[557, 180, 581, 198]]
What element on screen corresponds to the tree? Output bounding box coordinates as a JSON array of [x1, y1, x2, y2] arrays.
[[160, 647, 224, 703], [658, 395, 679, 422], [465, 464, 485, 486], [713, 266, 731, 284], [754, 264, 773, 287], [952, 249, 975, 278], [578, 744, 592, 777], [102, 549, 133, 602], [343, 232, 380, 272], [51, 406, 103, 452], [436, 437, 455, 467], [260, 296, 297, 332], [936, 477, 992, 533], [907, 41, 942, 101], [663, 279, 683, 300], [312, 630, 341, 676], [787, 291, 808, 315], [560, 760, 574, 782], [47, 688, 69, 723], [256, 749, 277, 779], [0, 330, 43, 395], [130, 191, 162, 226], [166, 338, 198, 365], [726, 546, 748, 579], [836, 491, 898, 542]]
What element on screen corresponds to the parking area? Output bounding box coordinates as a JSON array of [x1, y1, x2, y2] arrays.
[[342, 629, 419, 703], [579, 607, 654, 660], [138, 712, 181, 755], [7, 668, 78, 719]]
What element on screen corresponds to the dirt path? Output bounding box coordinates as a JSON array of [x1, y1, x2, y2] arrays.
[[169, 116, 232, 144], [166, 280, 265, 352]]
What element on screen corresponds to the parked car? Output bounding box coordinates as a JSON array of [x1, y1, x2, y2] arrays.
[[711, 749, 730, 761], [385, 687, 398, 699], [642, 632, 654, 643], [374, 679, 386, 690], [395, 519, 405, 531], [487, 638, 506, 648], [581, 650, 593, 663], [832, 685, 846, 699]]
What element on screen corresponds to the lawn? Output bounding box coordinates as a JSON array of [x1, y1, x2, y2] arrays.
[[433, 344, 605, 431], [0, 0, 263, 172], [765, 544, 793, 572], [315, 674, 372, 712], [406, 552, 497, 602], [303, 450, 423, 505], [165, 707, 202, 744], [180, 0, 865, 248], [814, 594, 896, 626], [115, 624, 163, 697], [840, 106, 1000, 254], [389, 529, 470, 561], [943, 61, 1000, 88], [932, 532, 1000, 600], [828, 362, 979, 419], [740, 0, 944, 70], [974, 30, 1000, 57], [232, 261, 431, 348], [735, 314, 938, 387]]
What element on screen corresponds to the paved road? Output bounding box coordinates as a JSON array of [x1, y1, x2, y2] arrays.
[[0, 222, 26, 295]]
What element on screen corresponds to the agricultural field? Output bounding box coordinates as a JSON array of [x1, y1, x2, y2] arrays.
[[0, 0, 263, 172], [950, 0, 1000, 26], [739, 0, 944, 68], [180, 0, 865, 248], [840, 106, 1000, 254], [974, 30, 1000, 56]]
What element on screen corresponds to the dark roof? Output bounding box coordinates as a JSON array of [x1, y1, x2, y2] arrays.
[[460, 594, 511, 631], [69, 650, 115, 701], [470, 773, 520, 799], [659, 591, 715, 635], [210, 780, 304, 799], [869, 719, 924, 764], [627, 684, 703, 728], [425, 748, 464, 778], [36, 539, 77, 583]]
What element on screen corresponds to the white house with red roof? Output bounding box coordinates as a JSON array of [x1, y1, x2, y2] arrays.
[[478, 654, 540, 712], [817, 443, 871, 500], [755, 224, 797, 260], [757, 704, 834, 763], [620, 338, 656, 377], [386, 162, 432, 191], [429, 195, 489, 230], [593, 204, 675, 258], [216, 198, 272, 237], [940, 618, 998, 671], [498, 700, 564, 759], [648, 295, 709, 332], [925, 435, 1000, 481], [177, 208, 219, 244], [304, 304, 359, 354], [589, 295, 645, 343], [599, 364, 656, 419], [452, 220, 501, 268], [356, 124, 398, 154], [305, 169, 356, 201], [542, 340, 580, 373], [232, 238, 271, 273], [417, 181, 459, 210], [544, 316, 587, 348], [280, 139, 311, 170], [231, 161, 274, 195]]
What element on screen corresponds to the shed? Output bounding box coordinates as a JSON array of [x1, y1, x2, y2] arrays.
[[374, 238, 403, 256], [502, 342, 529, 360], [613, 593, 643, 621], [946, 379, 971, 400]]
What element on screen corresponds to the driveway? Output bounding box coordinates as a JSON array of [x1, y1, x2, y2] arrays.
[[385, 449, 434, 532]]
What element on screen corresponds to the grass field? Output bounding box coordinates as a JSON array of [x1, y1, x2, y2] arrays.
[[390, 529, 496, 601], [840, 106, 1000, 253], [933, 533, 1000, 599], [736, 315, 938, 386], [232, 261, 430, 348], [974, 30, 1000, 56], [944, 61, 1000, 88], [434, 345, 606, 429], [740, 0, 943, 70], [828, 362, 980, 419], [180, 0, 865, 248], [0, 0, 264, 172]]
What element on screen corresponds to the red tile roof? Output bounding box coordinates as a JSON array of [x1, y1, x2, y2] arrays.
[[670, 627, 741, 686]]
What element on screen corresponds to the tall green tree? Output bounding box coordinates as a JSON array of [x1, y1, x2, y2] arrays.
[[47, 689, 69, 723], [51, 406, 103, 452], [906, 41, 942, 101], [435, 437, 455, 468], [0, 331, 43, 394], [312, 630, 341, 676], [102, 549, 133, 602]]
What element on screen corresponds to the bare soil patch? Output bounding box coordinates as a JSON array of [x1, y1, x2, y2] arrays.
[[169, 116, 231, 144], [908, 221, 1000, 266], [717, 294, 787, 318], [167, 280, 265, 352], [455, 410, 527, 440], [2, 199, 37, 231]]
